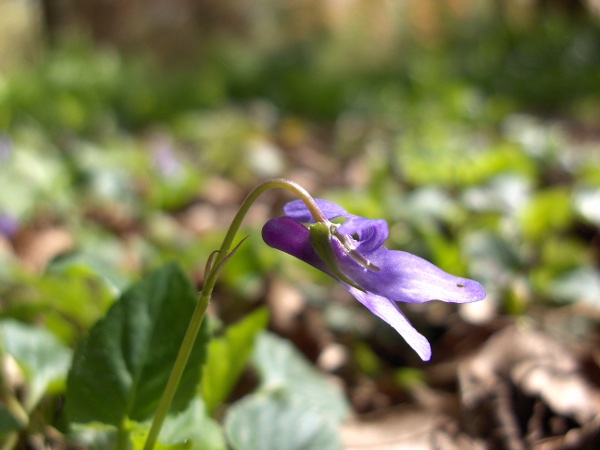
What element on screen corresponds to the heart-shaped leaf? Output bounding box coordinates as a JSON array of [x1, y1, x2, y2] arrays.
[[66, 262, 209, 425], [225, 393, 343, 450], [253, 332, 349, 423]]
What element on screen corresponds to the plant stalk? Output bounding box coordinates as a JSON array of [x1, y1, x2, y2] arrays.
[[143, 178, 323, 450]]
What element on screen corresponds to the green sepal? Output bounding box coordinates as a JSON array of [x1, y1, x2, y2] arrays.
[[309, 222, 366, 292]]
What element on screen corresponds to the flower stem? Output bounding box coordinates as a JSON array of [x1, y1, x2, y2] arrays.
[[117, 420, 130, 450], [142, 288, 212, 450], [217, 178, 327, 257], [143, 178, 322, 450]]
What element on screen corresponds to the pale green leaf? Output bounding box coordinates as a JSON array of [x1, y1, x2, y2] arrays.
[[225, 393, 343, 450], [0, 319, 72, 410], [202, 307, 269, 414]]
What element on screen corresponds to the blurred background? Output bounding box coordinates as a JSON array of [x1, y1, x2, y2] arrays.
[[2, 0, 600, 448]]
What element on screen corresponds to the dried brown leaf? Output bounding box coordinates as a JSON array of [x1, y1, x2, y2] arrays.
[[342, 405, 485, 450], [459, 324, 600, 448]]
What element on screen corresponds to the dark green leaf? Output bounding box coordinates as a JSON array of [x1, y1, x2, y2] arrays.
[[66, 262, 209, 425], [0, 405, 22, 436]]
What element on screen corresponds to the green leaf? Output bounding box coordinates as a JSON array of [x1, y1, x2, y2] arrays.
[[519, 187, 573, 240], [0, 319, 72, 410], [48, 251, 130, 295], [421, 231, 467, 276], [224, 393, 343, 450], [66, 262, 209, 426], [550, 266, 600, 306], [202, 307, 269, 414], [158, 397, 226, 450], [353, 342, 382, 377], [30, 265, 117, 343], [67, 422, 119, 449], [253, 332, 349, 423], [0, 405, 22, 436]]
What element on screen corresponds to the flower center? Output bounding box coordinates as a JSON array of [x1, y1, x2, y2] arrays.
[[330, 223, 381, 272]]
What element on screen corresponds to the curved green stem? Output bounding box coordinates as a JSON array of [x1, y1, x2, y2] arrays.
[[143, 179, 323, 450], [216, 178, 327, 259], [142, 289, 212, 450]]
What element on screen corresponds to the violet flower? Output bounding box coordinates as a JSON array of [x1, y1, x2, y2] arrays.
[[0, 133, 12, 163], [150, 135, 182, 179], [0, 212, 18, 238], [262, 199, 486, 361]]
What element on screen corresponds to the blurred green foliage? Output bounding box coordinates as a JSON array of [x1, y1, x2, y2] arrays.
[[1, 4, 600, 448], [0, 4, 598, 341]]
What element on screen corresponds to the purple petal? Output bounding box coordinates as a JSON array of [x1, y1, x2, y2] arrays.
[[338, 217, 389, 253], [262, 217, 326, 270], [284, 199, 350, 223], [331, 241, 486, 305], [263, 216, 485, 305], [0, 134, 12, 162], [152, 145, 182, 178], [347, 287, 432, 361], [263, 216, 433, 360], [0, 213, 18, 238], [262, 214, 485, 361]]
